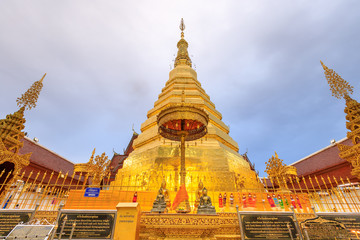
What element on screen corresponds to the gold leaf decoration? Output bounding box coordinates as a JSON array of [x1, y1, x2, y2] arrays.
[[320, 61, 353, 99], [265, 152, 297, 189], [74, 149, 111, 187], [16, 73, 46, 110]]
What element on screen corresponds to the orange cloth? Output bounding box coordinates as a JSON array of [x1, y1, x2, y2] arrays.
[[171, 184, 189, 210]]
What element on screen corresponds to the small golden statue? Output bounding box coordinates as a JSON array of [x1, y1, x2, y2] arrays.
[[194, 181, 204, 210], [197, 187, 216, 215], [151, 187, 167, 213], [161, 180, 171, 208]]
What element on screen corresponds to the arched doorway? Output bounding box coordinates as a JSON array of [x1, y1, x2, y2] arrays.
[[0, 161, 15, 195]]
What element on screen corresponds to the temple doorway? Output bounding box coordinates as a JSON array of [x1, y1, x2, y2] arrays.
[[0, 161, 15, 195]]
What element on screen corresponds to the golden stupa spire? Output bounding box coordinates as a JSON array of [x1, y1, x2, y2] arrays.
[[320, 61, 353, 99], [322, 61, 360, 178], [0, 74, 45, 183], [16, 73, 46, 110], [174, 18, 192, 68], [0, 73, 46, 153]]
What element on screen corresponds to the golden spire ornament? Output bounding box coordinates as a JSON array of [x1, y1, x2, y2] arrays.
[[174, 18, 192, 68], [265, 152, 297, 190], [179, 18, 185, 38], [0, 74, 45, 184], [16, 73, 46, 110], [320, 61, 353, 99], [0, 73, 46, 152], [324, 62, 360, 178], [74, 149, 111, 187]]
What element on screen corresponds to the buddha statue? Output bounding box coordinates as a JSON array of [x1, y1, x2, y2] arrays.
[[194, 181, 204, 210], [197, 187, 216, 215], [151, 187, 167, 213], [161, 180, 171, 208]]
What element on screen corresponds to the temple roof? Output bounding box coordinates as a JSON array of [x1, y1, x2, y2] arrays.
[[20, 136, 74, 175], [290, 138, 356, 181], [109, 132, 138, 174]]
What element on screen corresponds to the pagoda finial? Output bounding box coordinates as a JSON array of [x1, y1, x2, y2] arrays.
[[132, 123, 138, 135], [174, 19, 192, 68], [321, 61, 353, 99], [180, 18, 185, 39], [16, 73, 46, 110]]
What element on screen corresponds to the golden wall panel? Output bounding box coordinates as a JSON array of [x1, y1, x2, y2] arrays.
[[113, 145, 260, 192]]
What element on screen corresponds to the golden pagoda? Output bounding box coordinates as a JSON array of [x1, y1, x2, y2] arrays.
[[112, 20, 260, 193]]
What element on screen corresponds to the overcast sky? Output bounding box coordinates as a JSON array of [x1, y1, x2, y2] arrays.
[[1, 1, 359, 177]]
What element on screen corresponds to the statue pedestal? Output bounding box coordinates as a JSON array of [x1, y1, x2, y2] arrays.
[[114, 202, 141, 240], [141, 213, 220, 240]]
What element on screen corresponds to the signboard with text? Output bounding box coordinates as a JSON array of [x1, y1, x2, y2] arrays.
[[0, 210, 32, 237], [56, 210, 116, 240], [317, 213, 360, 239], [238, 211, 300, 240], [84, 188, 101, 197]]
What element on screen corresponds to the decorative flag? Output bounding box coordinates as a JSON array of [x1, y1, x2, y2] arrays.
[[247, 193, 253, 207], [242, 194, 247, 208], [3, 195, 12, 209], [273, 194, 280, 207], [248, 193, 256, 208], [230, 193, 234, 207], [132, 192, 138, 203], [252, 194, 257, 208], [290, 195, 297, 209], [219, 193, 223, 208], [284, 197, 289, 206], [267, 194, 275, 208], [278, 195, 284, 209], [171, 185, 189, 210], [295, 195, 303, 209]]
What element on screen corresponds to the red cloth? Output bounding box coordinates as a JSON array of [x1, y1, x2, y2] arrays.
[[171, 184, 189, 210]]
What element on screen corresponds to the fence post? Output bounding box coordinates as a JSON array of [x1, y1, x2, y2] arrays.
[[49, 203, 64, 240], [235, 205, 245, 240], [28, 203, 40, 223], [291, 206, 304, 240]]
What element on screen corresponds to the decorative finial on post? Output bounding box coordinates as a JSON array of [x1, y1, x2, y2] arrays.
[[179, 18, 185, 38], [321, 61, 353, 99], [74, 149, 111, 187], [16, 73, 46, 110], [265, 152, 297, 190]]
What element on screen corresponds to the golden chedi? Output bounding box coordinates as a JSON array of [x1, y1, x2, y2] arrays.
[[112, 20, 260, 192]]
